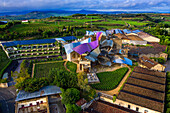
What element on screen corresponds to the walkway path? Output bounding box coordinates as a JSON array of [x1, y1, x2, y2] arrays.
[[31, 63, 35, 78], [64, 61, 71, 72], [96, 65, 131, 96]]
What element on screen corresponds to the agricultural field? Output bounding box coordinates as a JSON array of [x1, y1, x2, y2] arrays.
[[0, 46, 11, 73], [91, 67, 129, 91], [34, 61, 65, 78], [5, 15, 149, 33]]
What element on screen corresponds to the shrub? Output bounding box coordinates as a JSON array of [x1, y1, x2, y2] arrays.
[[61, 88, 80, 104], [66, 104, 81, 113], [167, 72, 170, 79], [0, 78, 8, 83], [66, 61, 77, 73], [113, 95, 117, 102]]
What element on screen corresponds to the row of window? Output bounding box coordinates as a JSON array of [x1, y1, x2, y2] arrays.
[[127, 105, 148, 113], [21, 101, 44, 108]]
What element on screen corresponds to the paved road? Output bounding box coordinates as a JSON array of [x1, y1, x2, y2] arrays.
[[14, 60, 23, 73], [0, 86, 16, 113]]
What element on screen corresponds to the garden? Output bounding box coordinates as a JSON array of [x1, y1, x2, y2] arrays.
[[34, 61, 65, 78], [91, 67, 129, 91], [66, 61, 77, 73]]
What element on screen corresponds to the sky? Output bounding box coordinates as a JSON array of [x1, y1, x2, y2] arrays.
[[0, 0, 170, 12]]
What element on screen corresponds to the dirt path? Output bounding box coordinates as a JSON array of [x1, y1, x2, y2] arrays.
[[96, 65, 131, 96]]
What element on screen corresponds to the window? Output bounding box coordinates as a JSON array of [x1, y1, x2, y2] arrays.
[[144, 110, 148, 113], [21, 105, 24, 108], [36, 102, 39, 105], [40, 101, 43, 104], [29, 103, 32, 106], [128, 105, 131, 109], [136, 107, 139, 111]]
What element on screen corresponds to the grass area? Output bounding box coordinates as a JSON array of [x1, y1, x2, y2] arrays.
[[91, 67, 129, 91], [66, 61, 77, 73], [0, 47, 10, 73], [34, 61, 65, 78]]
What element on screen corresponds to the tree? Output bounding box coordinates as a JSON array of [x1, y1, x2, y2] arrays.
[[54, 41, 58, 46], [65, 104, 81, 113], [61, 88, 80, 104], [77, 72, 90, 92], [48, 69, 77, 89]]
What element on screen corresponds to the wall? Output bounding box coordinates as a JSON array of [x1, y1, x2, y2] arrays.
[[115, 99, 161, 113], [17, 97, 47, 113], [151, 64, 165, 72], [0, 83, 8, 88]]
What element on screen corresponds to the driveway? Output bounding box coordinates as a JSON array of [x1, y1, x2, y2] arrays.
[[0, 86, 16, 113]]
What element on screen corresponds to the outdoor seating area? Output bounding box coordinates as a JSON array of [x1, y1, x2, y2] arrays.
[[87, 73, 100, 83]]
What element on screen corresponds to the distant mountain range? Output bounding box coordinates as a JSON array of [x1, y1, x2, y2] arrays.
[[0, 9, 169, 20]]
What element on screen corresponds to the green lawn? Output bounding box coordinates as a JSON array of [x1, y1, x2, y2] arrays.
[[0, 47, 10, 73], [66, 61, 77, 73], [34, 61, 65, 78], [91, 67, 129, 91]]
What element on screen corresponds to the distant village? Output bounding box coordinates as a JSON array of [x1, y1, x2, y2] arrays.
[[0, 28, 168, 113]]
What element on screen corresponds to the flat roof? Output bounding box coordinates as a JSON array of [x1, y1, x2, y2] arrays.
[[2, 36, 77, 47], [2, 39, 56, 47], [60, 36, 77, 41], [15, 86, 61, 102]]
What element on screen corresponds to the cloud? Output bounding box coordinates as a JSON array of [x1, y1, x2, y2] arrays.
[[0, 0, 169, 12]]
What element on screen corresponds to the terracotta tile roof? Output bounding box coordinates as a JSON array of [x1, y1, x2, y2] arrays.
[[76, 98, 87, 106], [137, 31, 153, 39], [122, 84, 165, 101], [117, 67, 166, 113], [126, 77, 165, 92], [131, 72, 166, 84], [114, 33, 128, 40], [134, 66, 166, 78], [129, 46, 166, 55], [118, 91, 164, 112], [138, 56, 158, 69], [127, 35, 144, 41], [84, 100, 138, 113], [150, 42, 167, 50]]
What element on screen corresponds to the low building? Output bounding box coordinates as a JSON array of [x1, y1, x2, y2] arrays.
[[15, 86, 65, 113], [115, 66, 166, 113], [1, 36, 77, 59], [129, 46, 168, 60], [76, 98, 87, 109], [138, 56, 165, 71], [137, 31, 160, 42], [84, 100, 138, 113], [123, 35, 147, 45], [22, 20, 29, 23]]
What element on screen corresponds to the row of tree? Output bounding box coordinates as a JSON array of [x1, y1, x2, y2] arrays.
[[12, 60, 96, 113]]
